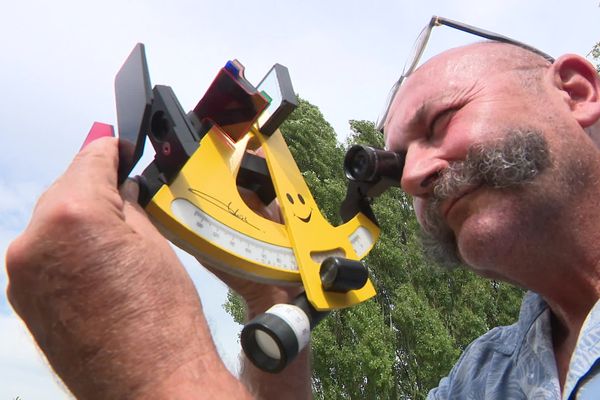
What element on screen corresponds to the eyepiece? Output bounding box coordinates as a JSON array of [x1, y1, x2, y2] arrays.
[[241, 293, 328, 373], [344, 145, 404, 184]]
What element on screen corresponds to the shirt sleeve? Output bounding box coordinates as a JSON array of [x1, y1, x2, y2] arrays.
[[427, 376, 450, 400]]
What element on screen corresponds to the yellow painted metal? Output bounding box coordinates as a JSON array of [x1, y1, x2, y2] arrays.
[[256, 127, 379, 310], [146, 123, 380, 310]]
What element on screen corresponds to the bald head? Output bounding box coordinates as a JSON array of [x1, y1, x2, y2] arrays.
[[384, 42, 554, 148], [469, 42, 552, 89], [414, 41, 551, 79]]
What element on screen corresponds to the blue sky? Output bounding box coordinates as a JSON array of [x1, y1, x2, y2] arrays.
[[1, 0, 599, 398]]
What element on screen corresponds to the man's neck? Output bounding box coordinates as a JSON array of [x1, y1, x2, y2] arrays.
[[550, 309, 581, 391]]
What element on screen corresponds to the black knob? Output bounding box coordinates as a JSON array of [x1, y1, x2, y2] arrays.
[[320, 257, 369, 293]]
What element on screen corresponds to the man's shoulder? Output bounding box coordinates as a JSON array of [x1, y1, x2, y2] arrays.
[[428, 291, 553, 400], [460, 291, 546, 357]]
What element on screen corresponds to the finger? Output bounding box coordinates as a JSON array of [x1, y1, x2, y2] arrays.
[[237, 187, 281, 222], [80, 122, 115, 151], [68, 136, 120, 192], [119, 177, 140, 204], [24, 136, 122, 232], [254, 147, 266, 158], [266, 198, 283, 224], [119, 178, 175, 253]]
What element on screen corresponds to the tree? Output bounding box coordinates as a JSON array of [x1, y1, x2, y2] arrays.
[[225, 98, 523, 399]]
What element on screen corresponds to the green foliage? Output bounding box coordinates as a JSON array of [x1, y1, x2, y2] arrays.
[[311, 300, 397, 399], [223, 98, 523, 399], [223, 288, 246, 325]]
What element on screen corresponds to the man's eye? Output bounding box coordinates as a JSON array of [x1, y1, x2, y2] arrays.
[[428, 109, 457, 140]]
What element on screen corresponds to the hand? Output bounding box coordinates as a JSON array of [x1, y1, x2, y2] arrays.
[[5, 137, 250, 399]]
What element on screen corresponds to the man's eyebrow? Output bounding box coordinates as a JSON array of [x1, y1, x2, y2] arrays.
[[385, 100, 429, 151], [405, 102, 429, 132], [404, 88, 471, 132]]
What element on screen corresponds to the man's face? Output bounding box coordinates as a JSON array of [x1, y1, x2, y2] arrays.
[[383, 44, 584, 280]]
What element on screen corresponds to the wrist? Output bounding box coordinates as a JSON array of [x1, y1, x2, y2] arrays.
[[134, 356, 252, 400], [240, 346, 312, 400]]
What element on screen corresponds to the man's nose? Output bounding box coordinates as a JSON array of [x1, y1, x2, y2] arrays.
[[401, 145, 449, 197]]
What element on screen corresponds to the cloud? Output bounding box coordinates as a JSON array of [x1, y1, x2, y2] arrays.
[[0, 178, 43, 232], [0, 313, 72, 399], [0, 178, 44, 313]]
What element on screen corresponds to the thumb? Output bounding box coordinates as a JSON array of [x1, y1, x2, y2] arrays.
[[67, 136, 120, 192], [119, 177, 140, 204]]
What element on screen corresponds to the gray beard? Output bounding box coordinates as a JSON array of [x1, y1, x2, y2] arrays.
[[419, 130, 551, 268]]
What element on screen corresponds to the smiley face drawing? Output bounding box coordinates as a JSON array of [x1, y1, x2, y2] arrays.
[[286, 192, 312, 223]]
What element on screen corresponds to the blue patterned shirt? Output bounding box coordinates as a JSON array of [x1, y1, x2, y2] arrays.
[[427, 292, 600, 399]]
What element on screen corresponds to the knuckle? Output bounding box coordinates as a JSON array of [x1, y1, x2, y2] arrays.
[[5, 236, 37, 298], [5, 236, 27, 279], [47, 198, 92, 226], [42, 191, 103, 230], [6, 200, 95, 280]]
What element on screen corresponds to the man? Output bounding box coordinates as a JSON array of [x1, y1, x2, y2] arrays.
[[382, 40, 600, 398], [6, 22, 600, 400]]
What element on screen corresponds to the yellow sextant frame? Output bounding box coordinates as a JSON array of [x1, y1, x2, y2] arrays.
[[147, 124, 379, 311], [112, 43, 381, 312]]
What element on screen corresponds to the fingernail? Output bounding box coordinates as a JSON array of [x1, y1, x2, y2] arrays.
[[81, 122, 115, 150]]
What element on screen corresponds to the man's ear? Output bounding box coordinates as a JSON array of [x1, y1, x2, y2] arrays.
[[550, 54, 600, 128]]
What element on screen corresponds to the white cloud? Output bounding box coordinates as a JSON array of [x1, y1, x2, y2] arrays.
[[0, 178, 45, 312], [0, 179, 43, 232], [0, 313, 72, 399]]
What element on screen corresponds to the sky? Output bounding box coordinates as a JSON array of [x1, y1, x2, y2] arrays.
[[1, 0, 599, 398]]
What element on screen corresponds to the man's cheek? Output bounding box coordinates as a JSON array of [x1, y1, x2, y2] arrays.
[[412, 198, 428, 227]]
